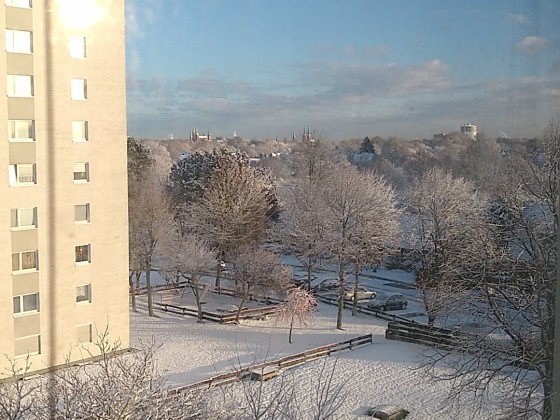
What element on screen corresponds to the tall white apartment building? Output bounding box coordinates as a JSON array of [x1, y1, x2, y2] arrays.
[[0, 0, 129, 377]]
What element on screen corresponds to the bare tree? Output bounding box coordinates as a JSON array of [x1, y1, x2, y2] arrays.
[[407, 167, 488, 326], [320, 164, 400, 329], [162, 233, 217, 322], [275, 288, 317, 343], [277, 179, 326, 291], [232, 247, 292, 322], [420, 119, 559, 419], [0, 356, 37, 420], [128, 176, 175, 316], [0, 330, 201, 420]]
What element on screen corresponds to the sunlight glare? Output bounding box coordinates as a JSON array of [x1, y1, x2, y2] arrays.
[[56, 0, 108, 30]]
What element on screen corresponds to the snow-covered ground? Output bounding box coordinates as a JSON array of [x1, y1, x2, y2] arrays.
[[131, 264, 514, 419]]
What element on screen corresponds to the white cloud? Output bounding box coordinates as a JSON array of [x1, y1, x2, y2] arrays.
[[516, 35, 547, 54]]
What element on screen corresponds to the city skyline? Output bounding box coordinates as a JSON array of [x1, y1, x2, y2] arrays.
[[126, 0, 560, 140]]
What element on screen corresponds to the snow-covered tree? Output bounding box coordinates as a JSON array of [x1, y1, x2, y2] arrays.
[[161, 233, 217, 322], [407, 167, 488, 326], [275, 287, 317, 343], [277, 179, 326, 291], [231, 246, 292, 322], [320, 164, 400, 329], [128, 175, 175, 316], [420, 119, 560, 419], [186, 154, 275, 289]]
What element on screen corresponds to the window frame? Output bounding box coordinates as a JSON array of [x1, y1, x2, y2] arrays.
[[7, 74, 33, 97], [9, 163, 37, 186], [72, 120, 89, 142], [75, 244, 91, 265], [73, 162, 89, 183], [70, 78, 87, 100], [5, 0, 32, 8], [11, 207, 38, 230], [76, 324, 93, 344], [74, 203, 90, 224], [75, 284, 92, 304], [11, 250, 38, 273], [14, 334, 41, 358], [8, 119, 35, 142], [69, 36, 86, 59], [13, 292, 40, 316], [5, 29, 33, 54]]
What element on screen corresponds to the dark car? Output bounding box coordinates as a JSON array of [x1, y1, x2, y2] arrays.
[[367, 294, 408, 311]]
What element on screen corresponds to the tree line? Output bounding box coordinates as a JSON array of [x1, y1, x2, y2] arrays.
[[127, 118, 559, 419]]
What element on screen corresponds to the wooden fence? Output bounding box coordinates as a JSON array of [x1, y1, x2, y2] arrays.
[[152, 301, 279, 323], [385, 319, 466, 349], [168, 333, 373, 395]]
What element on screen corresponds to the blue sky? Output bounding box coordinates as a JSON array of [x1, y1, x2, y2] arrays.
[[125, 0, 560, 140]]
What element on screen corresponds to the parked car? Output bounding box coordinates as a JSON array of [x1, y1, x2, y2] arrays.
[[367, 294, 408, 311], [343, 286, 376, 301], [312, 279, 339, 293]]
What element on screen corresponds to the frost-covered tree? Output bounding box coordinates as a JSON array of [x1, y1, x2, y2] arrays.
[[277, 179, 326, 291], [169, 149, 222, 205], [186, 154, 276, 289], [128, 175, 175, 316], [407, 167, 488, 326], [320, 164, 400, 329], [0, 330, 201, 419], [231, 246, 292, 322], [420, 119, 560, 419], [161, 233, 217, 322], [275, 287, 317, 343]]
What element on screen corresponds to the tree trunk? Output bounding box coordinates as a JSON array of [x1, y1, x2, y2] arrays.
[[307, 256, 313, 291], [128, 271, 137, 312], [192, 273, 203, 322], [352, 262, 360, 317], [146, 260, 154, 317], [235, 289, 249, 323], [289, 316, 294, 344], [215, 261, 222, 290], [135, 271, 141, 289], [336, 259, 345, 330]]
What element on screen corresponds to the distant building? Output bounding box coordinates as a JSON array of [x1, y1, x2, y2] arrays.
[[433, 133, 446, 141], [460, 123, 477, 140], [189, 126, 211, 141]]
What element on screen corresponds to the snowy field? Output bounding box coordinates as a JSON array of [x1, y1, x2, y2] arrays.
[[131, 265, 515, 419]]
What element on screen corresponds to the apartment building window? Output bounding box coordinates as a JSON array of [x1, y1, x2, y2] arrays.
[[5, 0, 32, 8], [73, 162, 89, 183], [13, 292, 39, 315], [11, 207, 37, 229], [72, 121, 88, 142], [74, 203, 90, 223], [69, 36, 86, 59], [70, 78, 87, 100], [7, 75, 33, 97], [76, 324, 93, 344], [76, 284, 92, 304], [9, 164, 36, 186], [75, 244, 91, 264], [5, 29, 32, 53], [14, 335, 41, 358], [8, 120, 35, 142], [12, 250, 38, 272]]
